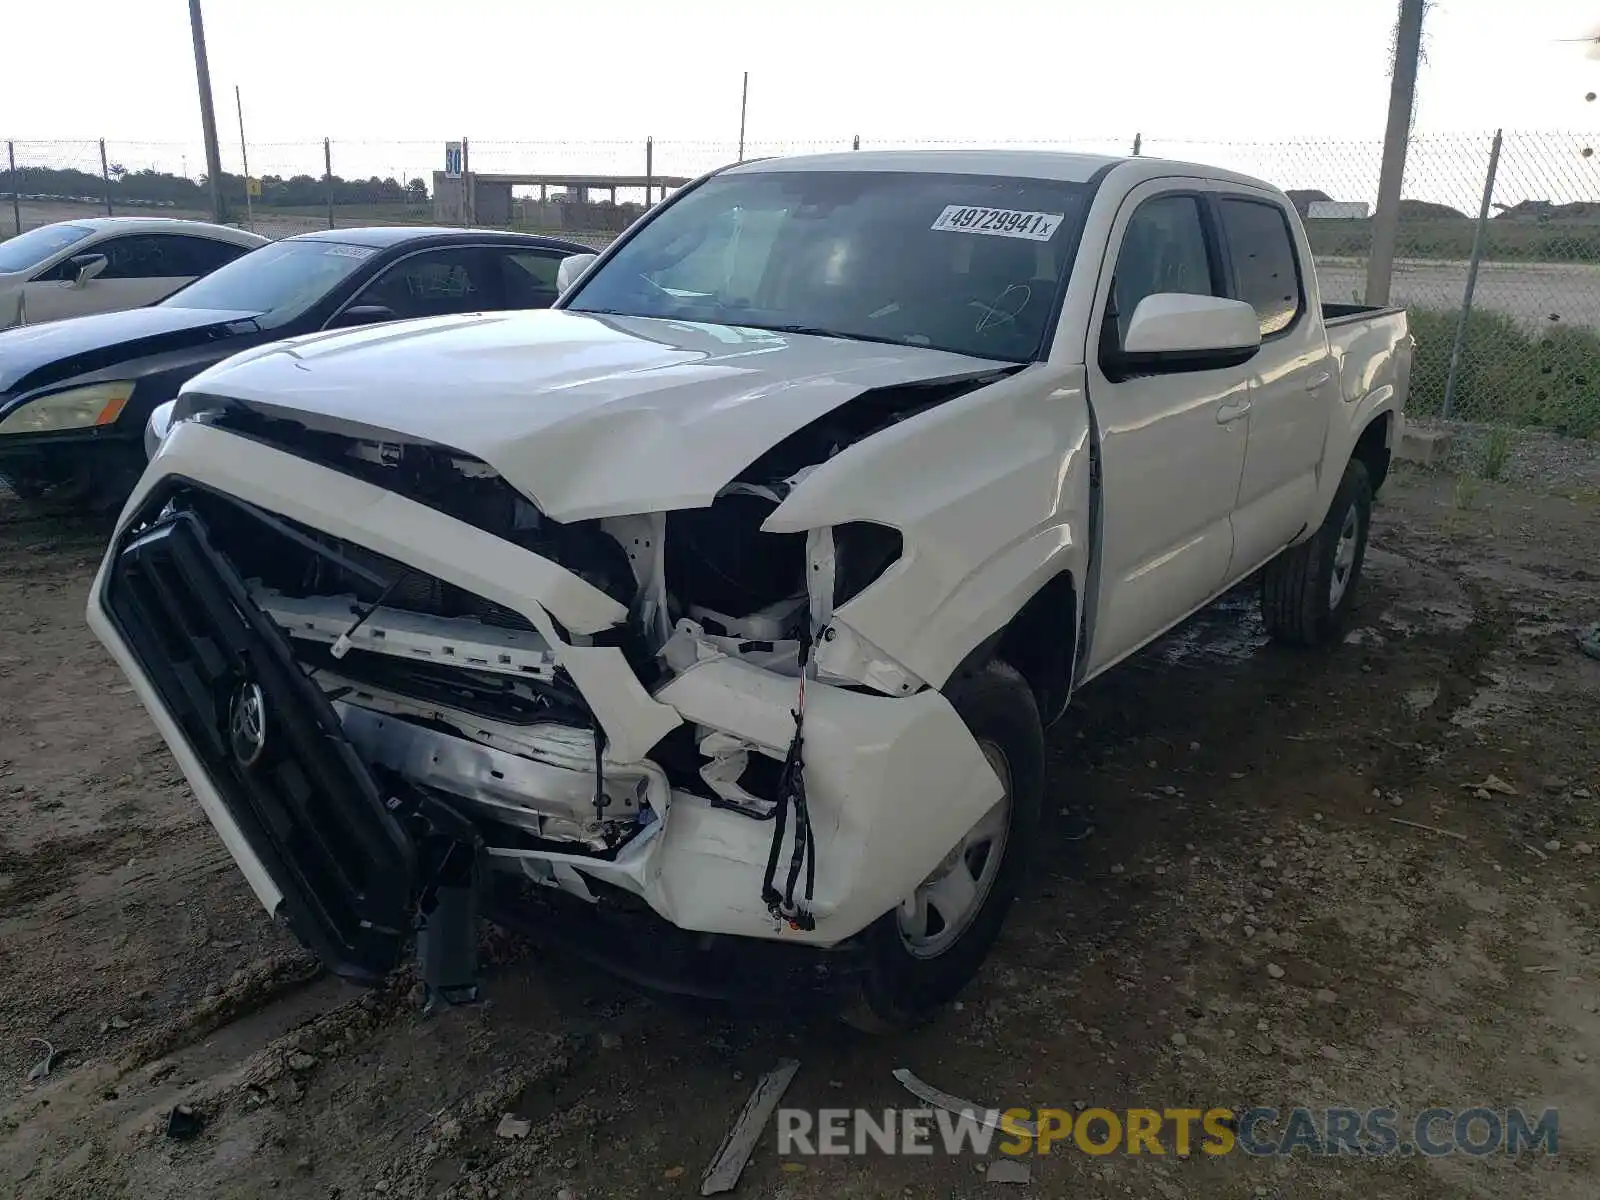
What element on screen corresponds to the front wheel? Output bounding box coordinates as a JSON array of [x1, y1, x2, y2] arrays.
[[1260, 458, 1373, 646], [0, 444, 145, 516], [842, 659, 1043, 1033]]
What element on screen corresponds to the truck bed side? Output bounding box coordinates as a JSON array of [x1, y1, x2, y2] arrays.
[[1315, 306, 1411, 519]]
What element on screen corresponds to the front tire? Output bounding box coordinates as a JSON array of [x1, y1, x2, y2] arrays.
[[843, 659, 1044, 1033], [1261, 458, 1372, 646], [0, 444, 144, 516]]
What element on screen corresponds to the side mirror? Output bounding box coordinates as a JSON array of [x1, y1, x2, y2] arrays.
[[330, 303, 398, 328], [1116, 293, 1261, 372], [556, 252, 598, 295], [68, 253, 108, 288]]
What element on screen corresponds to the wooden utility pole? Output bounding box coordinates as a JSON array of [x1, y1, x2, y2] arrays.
[[1366, 0, 1426, 305], [188, 0, 227, 223]]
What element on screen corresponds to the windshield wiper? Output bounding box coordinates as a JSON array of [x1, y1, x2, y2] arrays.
[[731, 323, 922, 349]]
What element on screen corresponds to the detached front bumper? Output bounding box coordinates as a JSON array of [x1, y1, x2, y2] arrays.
[[88, 420, 1001, 974]]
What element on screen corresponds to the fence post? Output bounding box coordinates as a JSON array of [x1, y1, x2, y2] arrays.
[[645, 137, 654, 206], [462, 137, 472, 226], [1131, 132, 1141, 156], [100, 138, 113, 216], [324, 138, 334, 229], [1442, 129, 1503, 421], [7, 141, 20, 236]]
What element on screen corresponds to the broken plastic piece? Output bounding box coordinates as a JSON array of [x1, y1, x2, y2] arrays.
[[701, 1058, 801, 1195], [813, 619, 925, 696], [984, 1159, 1032, 1184], [25, 1038, 64, 1083], [698, 731, 778, 817], [1579, 624, 1600, 661], [166, 1103, 205, 1140], [495, 1113, 533, 1140], [1463, 774, 1517, 796], [891, 1067, 1038, 1136]]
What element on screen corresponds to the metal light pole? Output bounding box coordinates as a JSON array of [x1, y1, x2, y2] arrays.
[[7, 141, 21, 236], [188, 0, 227, 223], [738, 72, 749, 161], [1366, 0, 1426, 305], [235, 85, 254, 231]]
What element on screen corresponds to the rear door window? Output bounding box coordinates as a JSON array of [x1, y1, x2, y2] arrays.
[[170, 235, 252, 275], [1218, 197, 1302, 336]]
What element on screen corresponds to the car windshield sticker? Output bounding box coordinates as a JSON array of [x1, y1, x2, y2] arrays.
[[930, 205, 1064, 241], [323, 245, 376, 258]]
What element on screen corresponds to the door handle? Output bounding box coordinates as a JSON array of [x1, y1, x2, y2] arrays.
[[1216, 398, 1252, 425], [1306, 371, 1333, 391]]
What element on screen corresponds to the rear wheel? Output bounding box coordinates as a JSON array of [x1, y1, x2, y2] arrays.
[[843, 659, 1043, 1033], [1261, 458, 1372, 646]]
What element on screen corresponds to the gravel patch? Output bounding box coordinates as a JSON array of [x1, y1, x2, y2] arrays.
[[1413, 418, 1600, 492]]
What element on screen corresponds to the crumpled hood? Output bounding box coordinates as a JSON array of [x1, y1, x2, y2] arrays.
[[180, 309, 1006, 521]]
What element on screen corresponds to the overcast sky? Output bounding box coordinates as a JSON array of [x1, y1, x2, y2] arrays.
[[3, 0, 1598, 194]]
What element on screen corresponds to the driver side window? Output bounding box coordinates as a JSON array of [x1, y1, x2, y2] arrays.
[[1105, 194, 1221, 348]]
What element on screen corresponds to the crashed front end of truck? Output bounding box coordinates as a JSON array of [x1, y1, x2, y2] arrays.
[[85, 346, 1019, 1009]]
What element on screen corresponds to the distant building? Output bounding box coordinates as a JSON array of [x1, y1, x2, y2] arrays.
[[1308, 200, 1371, 220], [1284, 189, 1332, 216]]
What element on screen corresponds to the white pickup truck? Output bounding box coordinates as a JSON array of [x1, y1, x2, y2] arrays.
[[92, 150, 1410, 1029]]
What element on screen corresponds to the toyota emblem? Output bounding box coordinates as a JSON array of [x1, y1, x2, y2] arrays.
[[228, 681, 268, 768]]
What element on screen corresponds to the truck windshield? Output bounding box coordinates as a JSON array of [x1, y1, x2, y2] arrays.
[[564, 170, 1093, 363], [159, 238, 376, 322]]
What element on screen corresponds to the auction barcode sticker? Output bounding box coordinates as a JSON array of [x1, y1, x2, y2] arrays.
[[930, 205, 1064, 241]]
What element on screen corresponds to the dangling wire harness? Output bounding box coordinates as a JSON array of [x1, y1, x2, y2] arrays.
[[761, 635, 817, 931]]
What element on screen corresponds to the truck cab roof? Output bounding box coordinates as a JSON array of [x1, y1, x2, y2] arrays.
[[722, 148, 1283, 196]]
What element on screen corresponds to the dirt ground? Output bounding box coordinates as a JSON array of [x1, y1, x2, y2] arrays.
[[1, 463, 1597, 1200]]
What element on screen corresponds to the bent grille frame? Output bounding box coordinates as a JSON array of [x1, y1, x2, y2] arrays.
[[101, 507, 419, 983]]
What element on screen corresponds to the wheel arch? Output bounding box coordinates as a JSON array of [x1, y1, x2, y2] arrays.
[[1352, 410, 1394, 495], [948, 569, 1079, 727]]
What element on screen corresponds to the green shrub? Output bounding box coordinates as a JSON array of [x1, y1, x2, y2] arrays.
[[1305, 218, 1600, 264], [1473, 426, 1515, 480], [1405, 306, 1600, 438]]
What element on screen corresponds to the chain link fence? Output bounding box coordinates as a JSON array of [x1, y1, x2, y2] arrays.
[[5, 130, 1599, 439]]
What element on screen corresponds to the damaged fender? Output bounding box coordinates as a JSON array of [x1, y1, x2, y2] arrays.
[[763, 365, 1095, 688]]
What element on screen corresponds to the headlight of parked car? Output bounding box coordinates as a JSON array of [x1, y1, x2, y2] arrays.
[[0, 381, 135, 435]]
